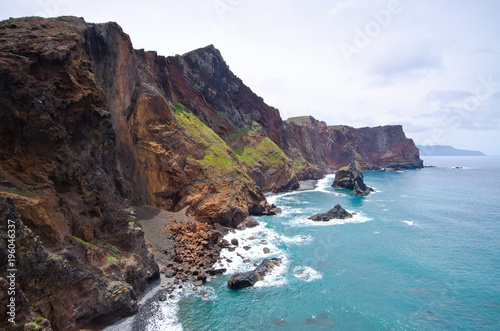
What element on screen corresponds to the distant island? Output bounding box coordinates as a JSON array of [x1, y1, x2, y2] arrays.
[[417, 145, 486, 156]]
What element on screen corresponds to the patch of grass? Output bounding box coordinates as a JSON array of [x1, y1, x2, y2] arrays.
[[128, 221, 142, 232], [328, 125, 344, 130], [0, 186, 34, 197], [173, 103, 242, 177], [98, 241, 120, 253], [73, 236, 97, 248], [26, 321, 41, 328], [48, 252, 61, 261], [287, 116, 310, 124], [236, 137, 291, 167], [107, 255, 117, 263]]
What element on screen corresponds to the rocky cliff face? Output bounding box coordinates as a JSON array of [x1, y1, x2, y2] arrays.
[[283, 116, 423, 178], [0, 17, 161, 330], [0, 16, 422, 330]]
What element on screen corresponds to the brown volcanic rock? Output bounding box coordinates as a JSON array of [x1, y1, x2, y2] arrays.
[[0, 196, 155, 331], [163, 46, 298, 193], [82, 18, 280, 218], [167, 45, 284, 146], [283, 117, 423, 179], [0, 17, 159, 329]]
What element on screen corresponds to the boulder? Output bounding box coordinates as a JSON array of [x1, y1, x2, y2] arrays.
[[309, 204, 353, 222], [237, 217, 259, 229], [332, 161, 374, 196], [164, 268, 177, 278], [227, 258, 281, 289], [206, 268, 227, 276]]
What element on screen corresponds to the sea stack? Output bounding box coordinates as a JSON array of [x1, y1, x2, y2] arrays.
[[332, 161, 374, 197], [309, 204, 353, 221]]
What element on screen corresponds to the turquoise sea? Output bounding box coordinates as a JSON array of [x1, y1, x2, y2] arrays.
[[149, 156, 500, 330]]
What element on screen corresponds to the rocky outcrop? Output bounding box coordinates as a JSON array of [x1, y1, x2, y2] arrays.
[[332, 161, 374, 196], [309, 204, 353, 221], [283, 116, 423, 179], [0, 17, 159, 330], [227, 258, 282, 289], [166, 46, 298, 193], [0, 196, 156, 331]]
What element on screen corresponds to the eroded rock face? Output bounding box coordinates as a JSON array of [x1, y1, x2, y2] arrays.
[[332, 161, 374, 197], [227, 258, 282, 289], [0, 196, 156, 330], [0, 17, 159, 330], [283, 116, 423, 179], [309, 204, 353, 221]]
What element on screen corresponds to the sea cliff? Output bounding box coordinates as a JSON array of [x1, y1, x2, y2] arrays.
[[0, 16, 422, 330]]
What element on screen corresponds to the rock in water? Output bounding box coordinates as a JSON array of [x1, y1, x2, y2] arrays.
[[227, 258, 281, 289], [332, 161, 374, 196], [308, 204, 353, 221]]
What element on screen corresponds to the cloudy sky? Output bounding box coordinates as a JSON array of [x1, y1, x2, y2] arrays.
[[2, 0, 500, 155]]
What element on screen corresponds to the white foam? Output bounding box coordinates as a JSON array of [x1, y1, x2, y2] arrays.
[[146, 291, 183, 331], [293, 266, 323, 282], [402, 220, 414, 226], [374, 231, 380, 234], [314, 174, 336, 193], [266, 191, 301, 205], [218, 221, 285, 275], [287, 211, 372, 227], [254, 255, 289, 288], [278, 206, 307, 217], [449, 166, 473, 170], [280, 234, 313, 245]]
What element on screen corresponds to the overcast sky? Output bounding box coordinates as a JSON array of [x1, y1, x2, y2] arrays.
[[2, 0, 500, 155]]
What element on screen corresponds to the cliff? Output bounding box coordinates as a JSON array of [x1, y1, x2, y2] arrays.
[[283, 116, 423, 177], [0, 16, 422, 330]]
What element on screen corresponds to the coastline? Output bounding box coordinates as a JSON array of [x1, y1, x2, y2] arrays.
[[103, 179, 324, 329]]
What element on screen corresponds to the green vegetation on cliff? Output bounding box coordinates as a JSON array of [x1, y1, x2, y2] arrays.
[[287, 116, 310, 124], [236, 137, 292, 167], [173, 103, 243, 177]]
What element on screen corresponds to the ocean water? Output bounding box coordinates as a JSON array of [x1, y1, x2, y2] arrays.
[[152, 156, 500, 330]]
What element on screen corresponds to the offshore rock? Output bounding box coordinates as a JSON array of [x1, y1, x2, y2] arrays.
[[332, 161, 374, 197], [309, 204, 353, 221], [227, 258, 281, 289]]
